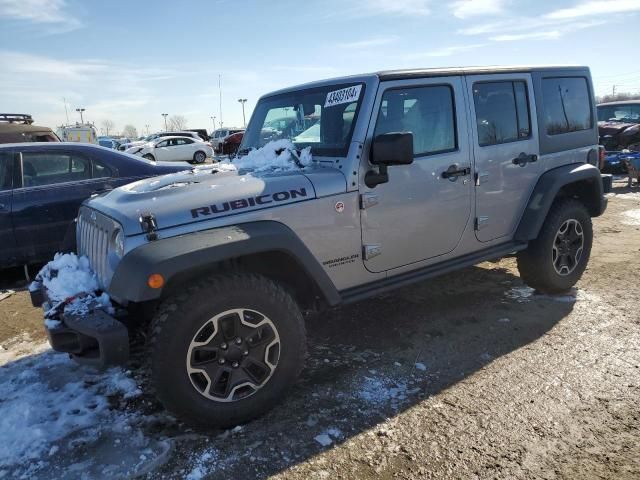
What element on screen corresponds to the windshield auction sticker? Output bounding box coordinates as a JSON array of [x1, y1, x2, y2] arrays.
[[324, 85, 362, 108]]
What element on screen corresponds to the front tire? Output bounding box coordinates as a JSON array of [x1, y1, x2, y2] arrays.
[[142, 153, 155, 161], [149, 274, 306, 427], [517, 198, 592, 294]]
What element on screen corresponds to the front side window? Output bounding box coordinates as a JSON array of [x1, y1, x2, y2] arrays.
[[542, 77, 592, 135], [92, 159, 112, 178], [240, 83, 365, 156], [375, 85, 457, 156], [473, 81, 531, 146], [156, 140, 168, 148], [21, 152, 90, 187]]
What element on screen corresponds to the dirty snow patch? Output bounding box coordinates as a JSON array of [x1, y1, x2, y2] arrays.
[[314, 428, 342, 447], [358, 376, 409, 406], [505, 286, 535, 302], [0, 341, 168, 479], [622, 209, 640, 225], [415, 362, 427, 371], [185, 448, 219, 480]]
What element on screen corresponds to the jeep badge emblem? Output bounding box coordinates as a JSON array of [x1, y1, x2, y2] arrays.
[[335, 201, 345, 213], [90, 211, 97, 222]]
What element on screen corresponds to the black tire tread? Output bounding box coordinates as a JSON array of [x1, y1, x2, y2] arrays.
[[149, 273, 305, 427], [517, 198, 592, 294]]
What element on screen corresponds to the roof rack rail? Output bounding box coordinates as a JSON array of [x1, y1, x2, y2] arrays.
[[0, 114, 34, 124]]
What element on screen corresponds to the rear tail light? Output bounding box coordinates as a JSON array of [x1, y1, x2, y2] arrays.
[[599, 146, 606, 169]]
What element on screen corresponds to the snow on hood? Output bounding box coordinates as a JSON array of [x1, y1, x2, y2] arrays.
[[85, 141, 321, 235]]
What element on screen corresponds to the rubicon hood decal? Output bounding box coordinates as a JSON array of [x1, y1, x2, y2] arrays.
[[191, 187, 309, 218]]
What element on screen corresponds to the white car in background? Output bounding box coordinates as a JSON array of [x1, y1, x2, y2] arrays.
[[119, 131, 204, 151], [127, 136, 213, 163]]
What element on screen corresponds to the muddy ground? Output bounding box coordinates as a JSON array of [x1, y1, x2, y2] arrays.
[[0, 182, 638, 479]]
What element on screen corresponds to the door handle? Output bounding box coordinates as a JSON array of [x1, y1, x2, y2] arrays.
[[512, 152, 538, 167], [442, 164, 471, 180]]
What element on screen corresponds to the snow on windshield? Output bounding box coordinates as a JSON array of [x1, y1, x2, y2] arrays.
[[230, 139, 313, 173]]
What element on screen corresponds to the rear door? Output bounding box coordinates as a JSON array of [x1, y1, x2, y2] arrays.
[[0, 151, 17, 267], [466, 74, 541, 242], [12, 149, 100, 262], [360, 76, 472, 272]]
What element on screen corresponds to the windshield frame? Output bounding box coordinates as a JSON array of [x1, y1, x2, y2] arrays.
[[240, 82, 366, 157]]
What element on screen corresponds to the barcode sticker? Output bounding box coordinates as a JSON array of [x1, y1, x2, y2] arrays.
[[324, 85, 362, 108]]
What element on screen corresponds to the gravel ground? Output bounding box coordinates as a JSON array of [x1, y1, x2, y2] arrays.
[[0, 184, 638, 479]]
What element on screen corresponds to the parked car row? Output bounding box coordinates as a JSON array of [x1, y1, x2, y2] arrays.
[[0, 143, 190, 269]]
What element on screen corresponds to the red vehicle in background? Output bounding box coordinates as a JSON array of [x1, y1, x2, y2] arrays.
[[220, 130, 244, 155]]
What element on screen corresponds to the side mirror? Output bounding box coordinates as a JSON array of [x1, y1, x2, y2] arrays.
[[366, 132, 414, 188], [371, 132, 414, 166]]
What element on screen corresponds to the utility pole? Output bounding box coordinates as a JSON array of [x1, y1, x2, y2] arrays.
[[238, 99, 247, 127], [161, 113, 168, 131], [218, 75, 223, 128], [63, 97, 69, 124], [145, 124, 150, 135], [210, 115, 216, 131], [75, 107, 85, 124], [612, 84, 617, 97]]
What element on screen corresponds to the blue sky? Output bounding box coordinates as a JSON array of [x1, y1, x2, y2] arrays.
[[1, 0, 639, 136]]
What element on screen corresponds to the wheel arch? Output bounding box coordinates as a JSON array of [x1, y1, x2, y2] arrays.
[[109, 221, 341, 310], [515, 163, 606, 242]]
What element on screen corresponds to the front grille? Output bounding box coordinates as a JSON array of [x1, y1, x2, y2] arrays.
[[76, 207, 118, 289]]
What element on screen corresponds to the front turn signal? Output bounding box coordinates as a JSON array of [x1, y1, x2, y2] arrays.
[[147, 274, 165, 289]]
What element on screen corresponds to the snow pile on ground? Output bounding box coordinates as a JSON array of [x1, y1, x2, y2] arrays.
[[622, 209, 640, 225], [231, 139, 313, 173], [33, 253, 114, 318], [357, 376, 410, 406], [0, 342, 158, 479], [611, 191, 640, 201], [504, 286, 535, 302]]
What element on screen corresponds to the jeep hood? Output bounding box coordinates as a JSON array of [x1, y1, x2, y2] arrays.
[[84, 166, 344, 235]]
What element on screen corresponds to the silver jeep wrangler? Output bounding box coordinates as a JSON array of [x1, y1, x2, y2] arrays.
[[34, 65, 607, 427]]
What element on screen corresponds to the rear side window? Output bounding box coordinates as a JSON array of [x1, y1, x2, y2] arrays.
[[92, 159, 112, 178], [473, 81, 531, 146], [542, 77, 592, 135], [21, 152, 91, 187], [0, 152, 13, 191], [375, 85, 457, 156]]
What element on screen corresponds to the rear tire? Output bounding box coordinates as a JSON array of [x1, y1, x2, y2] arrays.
[[517, 198, 592, 294], [149, 274, 306, 427], [193, 151, 206, 164], [143, 153, 155, 161]]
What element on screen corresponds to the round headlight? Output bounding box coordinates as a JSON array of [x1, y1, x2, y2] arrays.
[[112, 229, 125, 257]]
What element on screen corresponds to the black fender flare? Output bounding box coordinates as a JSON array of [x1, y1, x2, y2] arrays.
[[108, 221, 340, 305], [515, 163, 607, 242]]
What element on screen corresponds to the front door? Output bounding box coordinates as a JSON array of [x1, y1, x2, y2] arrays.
[[466, 74, 541, 242], [0, 151, 16, 267], [360, 77, 472, 273], [12, 149, 100, 262]]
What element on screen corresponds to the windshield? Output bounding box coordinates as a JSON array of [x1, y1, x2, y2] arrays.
[[597, 104, 640, 123], [240, 83, 364, 156]]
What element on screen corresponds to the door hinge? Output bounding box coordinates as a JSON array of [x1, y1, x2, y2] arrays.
[[363, 244, 382, 260], [475, 216, 489, 231], [360, 193, 379, 210]]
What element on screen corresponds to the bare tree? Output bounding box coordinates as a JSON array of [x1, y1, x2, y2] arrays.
[[168, 115, 188, 131], [596, 92, 640, 104], [122, 124, 138, 139], [101, 119, 115, 136]]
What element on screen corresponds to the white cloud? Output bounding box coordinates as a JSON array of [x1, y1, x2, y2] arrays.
[[0, 0, 82, 32], [490, 31, 561, 41], [406, 43, 486, 58], [546, 0, 640, 19], [336, 36, 398, 49], [358, 0, 431, 16], [450, 0, 506, 19]]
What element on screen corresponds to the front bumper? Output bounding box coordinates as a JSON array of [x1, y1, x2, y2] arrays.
[[31, 282, 129, 368]]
